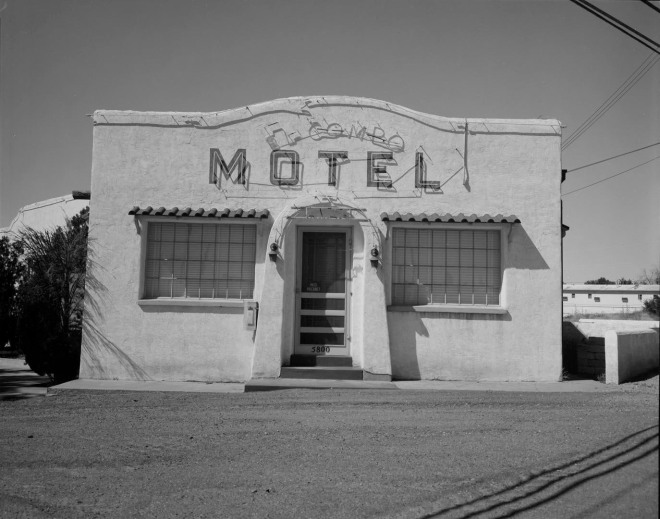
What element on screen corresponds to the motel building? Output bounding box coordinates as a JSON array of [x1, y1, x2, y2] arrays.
[[81, 96, 563, 383]]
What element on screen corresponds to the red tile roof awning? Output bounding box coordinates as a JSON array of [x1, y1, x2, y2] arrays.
[[128, 206, 269, 219], [380, 212, 520, 223]]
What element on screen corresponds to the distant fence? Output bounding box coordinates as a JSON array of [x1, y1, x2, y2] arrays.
[[563, 304, 646, 315]]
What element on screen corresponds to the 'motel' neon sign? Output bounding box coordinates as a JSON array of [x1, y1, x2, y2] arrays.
[[209, 148, 441, 191]]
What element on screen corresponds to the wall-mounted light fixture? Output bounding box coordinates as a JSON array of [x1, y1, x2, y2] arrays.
[[268, 243, 279, 262], [370, 246, 380, 267]]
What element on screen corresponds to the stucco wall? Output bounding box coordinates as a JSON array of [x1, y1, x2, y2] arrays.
[[81, 96, 561, 382], [389, 218, 562, 382]]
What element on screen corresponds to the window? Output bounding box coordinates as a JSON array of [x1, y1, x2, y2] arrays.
[[622, 297, 628, 303], [588, 294, 592, 299], [563, 296, 568, 301], [571, 293, 575, 298], [594, 297, 600, 302], [143, 221, 256, 299], [391, 228, 501, 306], [638, 294, 643, 301]]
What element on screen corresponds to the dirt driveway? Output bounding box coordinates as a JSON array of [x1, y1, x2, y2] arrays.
[[1, 382, 657, 518]]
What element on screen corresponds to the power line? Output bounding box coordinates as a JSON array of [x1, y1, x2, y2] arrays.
[[562, 155, 660, 196], [577, 0, 660, 48], [562, 53, 658, 149], [562, 53, 660, 150], [563, 2, 660, 150], [567, 142, 660, 173], [641, 0, 660, 15], [562, 54, 659, 150], [569, 0, 660, 54]]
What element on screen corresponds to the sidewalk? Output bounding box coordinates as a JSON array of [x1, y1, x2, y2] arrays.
[[49, 375, 617, 394], [0, 357, 52, 400], [1, 357, 620, 396]]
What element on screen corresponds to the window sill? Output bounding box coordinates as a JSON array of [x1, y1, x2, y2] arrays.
[[388, 304, 508, 315], [138, 299, 251, 308]]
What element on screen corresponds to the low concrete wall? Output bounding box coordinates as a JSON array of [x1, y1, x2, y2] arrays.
[[577, 319, 659, 336], [605, 330, 659, 385], [562, 319, 659, 378]]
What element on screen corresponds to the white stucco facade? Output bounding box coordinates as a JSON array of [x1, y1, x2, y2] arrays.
[[81, 96, 563, 383]]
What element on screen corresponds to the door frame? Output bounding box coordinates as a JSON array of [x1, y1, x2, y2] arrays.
[[294, 226, 352, 356]]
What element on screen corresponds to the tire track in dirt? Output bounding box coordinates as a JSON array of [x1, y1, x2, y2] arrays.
[[393, 424, 659, 519]]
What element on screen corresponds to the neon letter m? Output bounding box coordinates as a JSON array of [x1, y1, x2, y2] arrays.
[[209, 148, 247, 187]]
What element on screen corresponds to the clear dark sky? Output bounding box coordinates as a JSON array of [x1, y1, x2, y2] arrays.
[[1, 0, 658, 281]]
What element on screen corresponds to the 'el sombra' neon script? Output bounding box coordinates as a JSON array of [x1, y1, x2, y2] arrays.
[[209, 148, 441, 190]]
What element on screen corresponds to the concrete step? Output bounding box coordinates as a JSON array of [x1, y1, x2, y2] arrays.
[[245, 378, 398, 392], [290, 355, 353, 367], [280, 366, 363, 380]]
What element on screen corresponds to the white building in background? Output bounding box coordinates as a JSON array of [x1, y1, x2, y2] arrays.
[[82, 95, 564, 383], [0, 193, 90, 239], [563, 284, 660, 315]]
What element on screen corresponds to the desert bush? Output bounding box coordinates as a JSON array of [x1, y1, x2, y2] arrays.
[[0, 237, 24, 350], [14, 208, 88, 382], [643, 297, 659, 317]]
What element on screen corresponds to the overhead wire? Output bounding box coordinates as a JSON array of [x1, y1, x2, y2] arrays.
[[569, 0, 660, 54], [567, 142, 660, 173], [641, 0, 660, 15], [576, 0, 660, 48], [559, 4, 660, 198], [562, 53, 660, 150], [562, 155, 660, 196]]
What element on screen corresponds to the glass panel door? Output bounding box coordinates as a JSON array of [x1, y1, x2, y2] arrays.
[[296, 230, 349, 355]]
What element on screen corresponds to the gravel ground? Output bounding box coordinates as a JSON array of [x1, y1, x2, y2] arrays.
[[0, 383, 658, 518]]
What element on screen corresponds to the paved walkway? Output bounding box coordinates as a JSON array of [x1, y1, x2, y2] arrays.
[[1, 357, 619, 396], [51, 376, 616, 394], [0, 357, 52, 400]]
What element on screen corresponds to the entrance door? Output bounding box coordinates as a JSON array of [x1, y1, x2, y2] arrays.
[[295, 229, 350, 356]]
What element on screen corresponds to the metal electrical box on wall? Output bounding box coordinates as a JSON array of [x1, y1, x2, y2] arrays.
[[243, 301, 259, 330]]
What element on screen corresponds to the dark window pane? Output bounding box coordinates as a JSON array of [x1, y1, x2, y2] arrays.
[[301, 232, 346, 293], [301, 315, 345, 327], [300, 333, 344, 345], [301, 298, 345, 311]]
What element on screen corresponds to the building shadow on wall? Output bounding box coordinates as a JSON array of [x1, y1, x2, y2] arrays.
[[390, 311, 512, 381], [139, 305, 243, 316], [81, 248, 151, 381], [508, 224, 550, 270], [388, 312, 424, 380]]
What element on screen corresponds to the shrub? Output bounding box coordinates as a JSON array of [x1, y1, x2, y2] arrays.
[[643, 297, 660, 317], [14, 208, 88, 382], [0, 237, 24, 350]]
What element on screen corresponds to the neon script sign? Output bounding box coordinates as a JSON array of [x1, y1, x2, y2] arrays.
[[209, 148, 441, 190]]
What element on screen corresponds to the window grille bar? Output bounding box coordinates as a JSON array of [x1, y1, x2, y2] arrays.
[[144, 222, 256, 300], [392, 228, 501, 306]]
